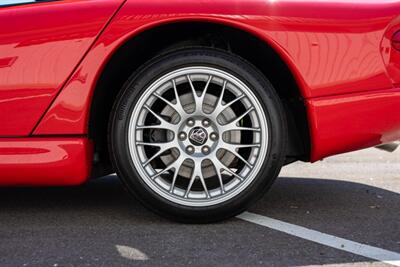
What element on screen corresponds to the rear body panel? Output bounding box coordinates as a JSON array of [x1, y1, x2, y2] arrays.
[[0, 0, 124, 136], [307, 87, 400, 161], [0, 0, 399, 184]]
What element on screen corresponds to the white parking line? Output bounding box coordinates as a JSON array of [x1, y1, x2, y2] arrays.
[[237, 212, 400, 266]]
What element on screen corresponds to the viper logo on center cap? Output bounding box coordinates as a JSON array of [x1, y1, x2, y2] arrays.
[[189, 127, 208, 146]]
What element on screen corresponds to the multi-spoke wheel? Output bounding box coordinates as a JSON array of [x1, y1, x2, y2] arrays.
[[110, 48, 287, 222]]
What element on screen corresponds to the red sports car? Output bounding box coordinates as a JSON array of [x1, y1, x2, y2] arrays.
[[0, 0, 399, 222]]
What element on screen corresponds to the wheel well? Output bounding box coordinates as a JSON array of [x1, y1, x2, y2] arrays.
[[89, 22, 310, 177]]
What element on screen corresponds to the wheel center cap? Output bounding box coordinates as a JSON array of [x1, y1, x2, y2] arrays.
[[188, 127, 208, 146]]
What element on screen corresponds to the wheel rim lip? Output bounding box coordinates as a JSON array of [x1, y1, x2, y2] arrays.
[[128, 66, 269, 207]]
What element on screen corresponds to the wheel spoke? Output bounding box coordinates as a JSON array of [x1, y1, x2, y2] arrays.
[[153, 90, 186, 116], [185, 175, 196, 198], [169, 157, 185, 193], [211, 94, 245, 118], [218, 107, 257, 134], [211, 160, 225, 194], [213, 158, 244, 181], [136, 125, 172, 131], [142, 105, 179, 131], [150, 155, 184, 180], [143, 105, 167, 124], [219, 142, 253, 168], [210, 80, 227, 116], [221, 142, 261, 149], [172, 79, 186, 114], [223, 126, 261, 132], [228, 107, 254, 126], [185, 160, 210, 198], [223, 94, 245, 109], [199, 75, 213, 112], [186, 75, 200, 113], [169, 167, 180, 193], [186, 75, 212, 114], [137, 141, 173, 147], [141, 141, 178, 166]]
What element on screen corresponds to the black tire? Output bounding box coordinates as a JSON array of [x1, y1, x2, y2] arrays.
[[109, 47, 287, 223]]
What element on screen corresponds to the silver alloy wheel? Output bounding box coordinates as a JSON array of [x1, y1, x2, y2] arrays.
[[128, 66, 269, 207]]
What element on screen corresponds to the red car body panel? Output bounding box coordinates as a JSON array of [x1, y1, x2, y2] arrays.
[[0, 0, 124, 136], [307, 87, 400, 161], [0, 0, 399, 185], [0, 138, 92, 185]]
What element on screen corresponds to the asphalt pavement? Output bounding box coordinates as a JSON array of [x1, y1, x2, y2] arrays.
[[0, 147, 398, 267]]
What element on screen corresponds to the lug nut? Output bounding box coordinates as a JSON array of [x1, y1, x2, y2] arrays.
[[210, 132, 218, 141], [187, 119, 195, 127], [186, 146, 195, 154], [178, 132, 187, 140], [202, 146, 210, 155], [202, 119, 210, 127]]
